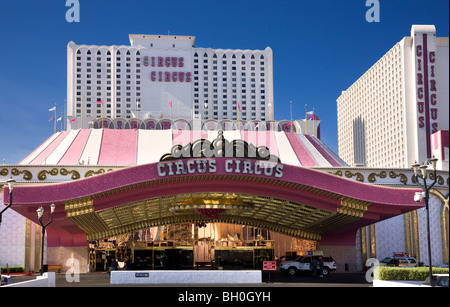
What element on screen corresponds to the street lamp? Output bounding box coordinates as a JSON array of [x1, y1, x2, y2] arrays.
[[411, 156, 439, 286], [0, 178, 16, 226], [37, 204, 55, 275]]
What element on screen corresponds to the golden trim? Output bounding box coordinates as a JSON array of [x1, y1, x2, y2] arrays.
[[442, 203, 449, 264], [85, 169, 114, 178], [11, 168, 33, 181], [368, 171, 387, 183], [361, 226, 367, 266], [404, 212, 412, 257], [430, 189, 450, 265], [428, 173, 445, 185], [329, 170, 343, 177], [38, 168, 59, 181], [344, 170, 364, 182], [389, 171, 408, 184], [24, 219, 31, 273], [64, 190, 371, 242], [412, 210, 420, 262], [369, 224, 376, 259], [339, 199, 369, 218], [60, 168, 81, 180], [34, 224, 41, 273], [38, 168, 81, 181]]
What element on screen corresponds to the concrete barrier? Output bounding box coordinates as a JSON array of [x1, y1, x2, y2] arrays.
[[2, 272, 56, 287], [110, 270, 262, 284]]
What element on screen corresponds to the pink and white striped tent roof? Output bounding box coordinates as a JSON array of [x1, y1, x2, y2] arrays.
[[19, 129, 348, 167]]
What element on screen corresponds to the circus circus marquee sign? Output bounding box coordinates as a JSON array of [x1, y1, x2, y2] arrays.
[[156, 130, 284, 179], [157, 158, 284, 179]]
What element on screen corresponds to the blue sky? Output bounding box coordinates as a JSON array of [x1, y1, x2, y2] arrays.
[[0, 0, 448, 164]]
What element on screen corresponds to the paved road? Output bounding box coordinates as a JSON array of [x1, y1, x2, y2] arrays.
[[9, 270, 371, 287]]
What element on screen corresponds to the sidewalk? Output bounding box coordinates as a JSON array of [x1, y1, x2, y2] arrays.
[[9, 271, 371, 287]]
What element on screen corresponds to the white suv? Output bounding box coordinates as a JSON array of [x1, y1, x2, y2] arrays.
[[280, 255, 337, 276]]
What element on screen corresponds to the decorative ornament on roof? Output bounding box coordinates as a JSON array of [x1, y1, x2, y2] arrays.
[[160, 130, 281, 162]]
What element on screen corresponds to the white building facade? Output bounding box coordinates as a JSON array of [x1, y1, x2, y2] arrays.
[[337, 25, 449, 169], [338, 25, 449, 269], [67, 35, 274, 129]]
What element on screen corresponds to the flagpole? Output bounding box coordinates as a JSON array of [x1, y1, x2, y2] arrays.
[[81, 98, 84, 129], [64, 100, 66, 131], [101, 99, 104, 129], [136, 98, 140, 130], [271, 102, 274, 122], [305, 104, 308, 134], [290, 101, 293, 132], [204, 101, 207, 130], [54, 104, 57, 134], [168, 100, 173, 129], [65, 99, 67, 131], [170, 103, 173, 129], [268, 102, 273, 122], [313, 108, 315, 137], [237, 102, 241, 130]]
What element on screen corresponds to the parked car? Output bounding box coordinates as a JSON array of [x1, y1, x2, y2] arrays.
[[378, 256, 419, 268], [280, 255, 336, 276], [422, 274, 449, 287], [0, 275, 12, 286]]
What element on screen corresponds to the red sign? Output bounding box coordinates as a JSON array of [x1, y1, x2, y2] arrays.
[[414, 31, 439, 158], [263, 261, 277, 271], [393, 252, 409, 257], [143, 56, 191, 83]]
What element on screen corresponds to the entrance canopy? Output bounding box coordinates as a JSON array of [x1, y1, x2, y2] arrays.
[[4, 157, 422, 247]]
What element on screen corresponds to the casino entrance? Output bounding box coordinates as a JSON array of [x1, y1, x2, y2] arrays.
[[7, 148, 423, 274], [89, 223, 316, 272]]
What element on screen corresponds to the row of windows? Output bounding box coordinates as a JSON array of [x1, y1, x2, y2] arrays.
[[193, 111, 264, 121], [194, 65, 265, 71], [76, 49, 267, 60], [195, 59, 264, 65], [194, 52, 265, 60], [76, 49, 141, 56], [77, 56, 140, 62]]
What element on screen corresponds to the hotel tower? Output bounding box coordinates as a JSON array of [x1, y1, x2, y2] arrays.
[[67, 34, 274, 128], [337, 25, 449, 170]]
